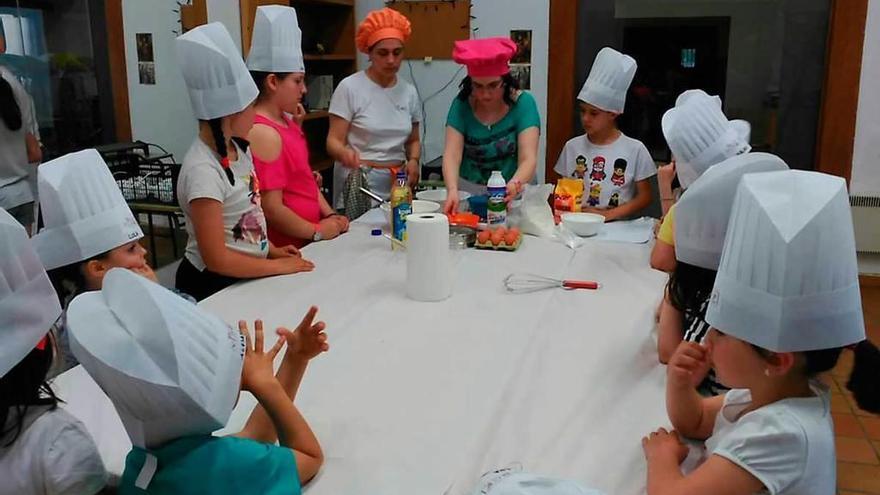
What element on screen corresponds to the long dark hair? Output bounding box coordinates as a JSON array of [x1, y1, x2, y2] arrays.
[[0, 74, 23, 131], [749, 341, 880, 413], [456, 73, 520, 106], [47, 250, 111, 308], [666, 261, 716, 314], [250, 71, 292, 100], [1, 340, 58, 447], [207, 118, 236, 186]]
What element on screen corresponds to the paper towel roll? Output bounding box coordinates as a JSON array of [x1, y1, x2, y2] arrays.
[[406, 213, 452, 302]]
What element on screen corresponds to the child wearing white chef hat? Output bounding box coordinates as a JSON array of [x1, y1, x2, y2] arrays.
[[651, 89, 752, 273], [0, 208, 108, 495], [553, 47, 656, 221], [246, 5, 349, 248], [174, 22, 314, 301], [643, 170, 879, 495], [66, 268, 329, 493], [656, 152, 787, 397], [31, 148, 154, 373]]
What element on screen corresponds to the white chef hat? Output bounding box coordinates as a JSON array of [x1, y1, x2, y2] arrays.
[[0, 208, 62, 377], [662, 93, 751, 189], [675, 89, 722, 108], [67, 268, 245, 448], [246, 5, 304, 73], [471, 470, 605, 495], [706, 170, 865, 352], [675, 152, 789, 270], [31, 149, 143, 270], [177, 22, 259, 120], [577, 47, 637, 114]]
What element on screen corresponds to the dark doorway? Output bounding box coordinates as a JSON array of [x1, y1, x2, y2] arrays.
[[618, 17, 730, 161]]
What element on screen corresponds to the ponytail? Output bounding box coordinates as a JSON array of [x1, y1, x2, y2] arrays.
[[846, 340, 880, 413], [0, 75, 23, 131], [208, 118, 235, 186]]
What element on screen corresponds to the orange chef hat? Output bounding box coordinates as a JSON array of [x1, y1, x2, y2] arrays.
[[356, 8, 412, 53]]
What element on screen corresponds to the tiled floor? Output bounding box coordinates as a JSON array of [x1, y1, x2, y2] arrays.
[[142, 230, 880, 492], [833, 283, 880, 494]]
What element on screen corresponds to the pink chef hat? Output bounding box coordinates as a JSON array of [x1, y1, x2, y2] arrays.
[[452, 37, 518, 78]]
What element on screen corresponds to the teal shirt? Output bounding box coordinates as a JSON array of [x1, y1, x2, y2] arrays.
[[446, 91, 541, 185], [119, 435, 300, 495]]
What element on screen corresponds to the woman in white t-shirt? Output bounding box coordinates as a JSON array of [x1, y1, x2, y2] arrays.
[[174, 23, 314, 301], [327, 8, 421, 211], [0, 27, 42, 234]]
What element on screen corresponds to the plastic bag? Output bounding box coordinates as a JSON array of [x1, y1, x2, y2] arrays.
[[553, 178, 584, 222], [513, 184, 555, 238]]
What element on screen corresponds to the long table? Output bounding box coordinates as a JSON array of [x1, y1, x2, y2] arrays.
[[54, 209, 669, 494]]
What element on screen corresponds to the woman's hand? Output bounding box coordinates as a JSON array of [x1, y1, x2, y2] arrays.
[[317, 217, 344, 240], [277, 306, 329, 363], [642, 428, 689, 465], [239, 320, 286, 394], [505, 179, 523, 204], [405, 159, 420, 188], [340, 147, 360, 169], [443, 192, 459, 215]]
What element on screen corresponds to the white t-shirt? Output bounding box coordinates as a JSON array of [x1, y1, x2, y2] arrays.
[[0, 65, 36, 210], [704, 382, 834, 495], [553, 133, 655, 209], [329, 71, 421, 205], [0, 406, 108, 495], [178, 139, 269, 271]]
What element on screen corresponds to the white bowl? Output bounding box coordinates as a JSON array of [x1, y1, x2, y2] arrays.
[[561, 212, 606, 237], [380, 200, 441, 224], [415, 189, 472, 211]]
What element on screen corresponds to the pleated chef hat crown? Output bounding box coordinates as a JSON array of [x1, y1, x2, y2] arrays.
[[662, 92, 751, 189], [32, 149, 143, 270], [706, 170, 865, 352], [177, 22, 258, 120], [0, 209, 62, 377], [66, 268, 245, 448], [674, 152, 788, 270], [246, 5, 304, 73], [577, 47, 637, 114]]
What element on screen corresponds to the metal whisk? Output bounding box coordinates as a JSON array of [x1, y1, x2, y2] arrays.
[[504, 273, 600, 294]]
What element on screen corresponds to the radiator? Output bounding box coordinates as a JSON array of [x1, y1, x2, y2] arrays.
[[852, 195, 880, 254]]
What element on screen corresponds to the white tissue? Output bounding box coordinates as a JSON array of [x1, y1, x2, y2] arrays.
[[406, 213, 452, 302]]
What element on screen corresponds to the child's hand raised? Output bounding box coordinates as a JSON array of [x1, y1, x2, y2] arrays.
[[239, 320, 286, 394], [642, 427, 688, 464], [667, 341, 711, 388], [277, 306, 329, 362]]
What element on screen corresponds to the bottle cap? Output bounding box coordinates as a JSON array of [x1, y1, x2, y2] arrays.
[[371, 229, 382, 236]]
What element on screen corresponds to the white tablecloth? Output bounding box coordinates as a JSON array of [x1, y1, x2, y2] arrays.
[[53, 209, 670, 494]]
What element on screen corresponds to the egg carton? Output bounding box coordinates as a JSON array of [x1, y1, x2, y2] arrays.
[[474, 235, 523, 251]]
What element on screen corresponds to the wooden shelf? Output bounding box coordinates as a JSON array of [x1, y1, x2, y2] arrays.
[[304, 53, 355, 61], [303, 110, 329, 121]]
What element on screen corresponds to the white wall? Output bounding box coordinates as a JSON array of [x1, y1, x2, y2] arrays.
[[122, 0, 197, 162], [355, 0, 550, 180], [852, 0, 880, 196]]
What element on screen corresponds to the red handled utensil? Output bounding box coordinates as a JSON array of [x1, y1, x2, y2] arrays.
[[503, 273, 600, 294]]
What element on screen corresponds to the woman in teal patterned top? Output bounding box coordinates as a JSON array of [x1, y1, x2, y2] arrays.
[[441, 37, 541, 214]]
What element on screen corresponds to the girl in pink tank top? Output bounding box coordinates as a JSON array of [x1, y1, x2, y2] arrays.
[[249, 72, 349, 248]]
